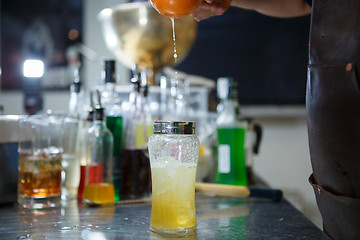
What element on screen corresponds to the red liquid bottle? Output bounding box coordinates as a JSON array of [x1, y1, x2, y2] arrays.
[[82, 107, 114, 204]]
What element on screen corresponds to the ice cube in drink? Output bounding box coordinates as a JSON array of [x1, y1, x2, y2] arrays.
[[18, 149, 62, 208]]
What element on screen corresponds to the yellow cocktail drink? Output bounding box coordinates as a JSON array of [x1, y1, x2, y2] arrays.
[[150, 165, 197, 234], [148, 121, 199, 235]]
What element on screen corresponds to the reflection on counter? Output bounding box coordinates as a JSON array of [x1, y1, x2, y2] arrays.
[[1, 193, 329, 239]]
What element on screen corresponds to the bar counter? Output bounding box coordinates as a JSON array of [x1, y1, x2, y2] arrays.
[[0, 192, 330, 240]]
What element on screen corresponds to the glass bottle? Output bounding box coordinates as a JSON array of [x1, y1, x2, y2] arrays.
[[77, 109, 94, 200], [101, 60, 123, 202], [215, 77, 248, 186], [63, 64, 83, 199], [101, 60, 122, 116], [161, 77, 191, 121], [83, 107, 115, 204], [121, 66, 152, 200]]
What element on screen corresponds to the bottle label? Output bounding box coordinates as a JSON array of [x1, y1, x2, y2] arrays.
[[218, 144, 230, 173]]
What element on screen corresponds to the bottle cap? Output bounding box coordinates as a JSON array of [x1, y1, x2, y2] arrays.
[[86, 110, 94, 121], [93, 108, 105, 121], [72, 81, 82, 93], [104, 60, 116, 83], [153, 121, 195, 134]]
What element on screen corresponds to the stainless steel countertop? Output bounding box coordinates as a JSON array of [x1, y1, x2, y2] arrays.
[[0, 193, 330, 240]]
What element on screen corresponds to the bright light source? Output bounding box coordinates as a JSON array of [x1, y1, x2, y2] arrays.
[[100, 8, 112, 17], [139, 7, 148, 25], [23, 59, 44, 78]]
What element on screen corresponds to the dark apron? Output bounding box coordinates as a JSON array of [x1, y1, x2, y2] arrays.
[[307, 0, 360, 239]]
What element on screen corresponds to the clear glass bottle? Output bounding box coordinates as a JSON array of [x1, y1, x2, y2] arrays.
[[161, 77, 191, 121], [83, 107, 115, 204], [121, 66, 152, 199], [148, 121, 200, 234], [101, 60, 122, 116], [215, 77, 248, 186], [77, 109, 94, 200], [65, 64, 83, 199]]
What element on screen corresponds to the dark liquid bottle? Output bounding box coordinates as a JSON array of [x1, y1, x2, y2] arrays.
[[121, 66, 152, 200], [121, 148, 151, 199]]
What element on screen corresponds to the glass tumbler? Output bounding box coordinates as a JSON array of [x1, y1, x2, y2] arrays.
[[18, 113, 64, 209], [148, 121, 199, 235]]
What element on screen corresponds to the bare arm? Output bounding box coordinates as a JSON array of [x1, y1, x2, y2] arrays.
[[191, 0, 311, 21], [232, 0, 311, 18]]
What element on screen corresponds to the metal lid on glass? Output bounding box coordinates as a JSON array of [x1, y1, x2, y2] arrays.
[[153, 120, 195, 134]]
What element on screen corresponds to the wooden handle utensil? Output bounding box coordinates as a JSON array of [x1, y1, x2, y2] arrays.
[[195, 182, 283, 202]]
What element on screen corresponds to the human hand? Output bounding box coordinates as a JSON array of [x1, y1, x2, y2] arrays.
[[191, 0, 231, 21]]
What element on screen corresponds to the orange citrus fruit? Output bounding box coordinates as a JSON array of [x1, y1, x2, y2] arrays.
[[150, 0, 202, 18]]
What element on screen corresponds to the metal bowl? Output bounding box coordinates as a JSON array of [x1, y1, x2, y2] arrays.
[[98, 2, 198, 85]]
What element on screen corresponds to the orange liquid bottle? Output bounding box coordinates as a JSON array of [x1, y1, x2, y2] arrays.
[[82, 107, 115, 205]]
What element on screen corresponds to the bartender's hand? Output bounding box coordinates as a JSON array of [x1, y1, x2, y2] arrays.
[[191, 0, 231, 21]]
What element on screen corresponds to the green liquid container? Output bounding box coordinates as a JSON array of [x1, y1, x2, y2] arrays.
[[216, 127, 248, 186], [215, 77, 248, 186], [106, 115, 123, 202], [102, 60, 123, 202]]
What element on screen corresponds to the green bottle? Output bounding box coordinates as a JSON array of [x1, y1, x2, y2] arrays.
[[105, 115, 123, 201], [215, 77, 248, 186], [101, 60, 123, 202]]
